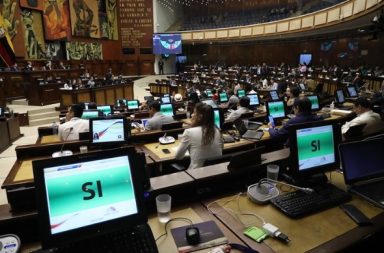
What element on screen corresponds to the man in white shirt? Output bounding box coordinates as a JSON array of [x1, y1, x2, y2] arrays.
[[342, 97, 384, 136], [225, 96, 251, 122], [145, 100, 175, 130], [58, 104, 89, 141]]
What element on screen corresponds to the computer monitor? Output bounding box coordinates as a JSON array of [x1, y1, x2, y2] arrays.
[[32, 147, 147, 248], [237, 89, 246, 97], [307, 95, 320, 111], [247, 93, 260, 107], [81, 110, 100, 119], [126, 100, 140, 110], [0, 107, 4, 117], [269, 90, 279, 101], [202, 99, 218, 109], [115, 99, 128, 107], [218, 92, 228, 103], [346, 86, 358, 98], [89, 117, 129, 147], [160, 103, 174, 117], [287, 121, 341, 185], [266, 100, 286, 119], [205, 89, 213, 98], [335, 89, 345, 104], [97, 105, 113, 117], [213, 108, 224, 129], [299, 83, 306, 92], [161, 95, 171, 104]]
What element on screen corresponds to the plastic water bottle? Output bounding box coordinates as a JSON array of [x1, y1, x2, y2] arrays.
[[52, 122, 58, 135], [330, 101, 335, 110]]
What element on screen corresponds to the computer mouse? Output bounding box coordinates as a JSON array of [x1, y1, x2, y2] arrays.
[[185, 226, 200, 245]]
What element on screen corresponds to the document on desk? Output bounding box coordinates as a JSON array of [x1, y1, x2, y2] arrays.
[[171, 220, 228, 253]]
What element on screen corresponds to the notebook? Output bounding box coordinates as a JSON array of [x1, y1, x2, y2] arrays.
[[233, 118, 263, 140], [32, 148, 158, 252], [339, 137, 384, 209]]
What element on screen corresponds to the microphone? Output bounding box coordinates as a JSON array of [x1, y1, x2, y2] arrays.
[[52, 127, 74, 157]]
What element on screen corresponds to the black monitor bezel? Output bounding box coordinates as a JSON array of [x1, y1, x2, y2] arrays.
[[346, 86, 358, 98], [288, 120, 341, 178], [269, 90, 279, 101], [115, 99, 128, 107], [160, 95, 172, 104], [246, 93, 260, 107], [205, 89, 213, 98], [96, 105, 113, 117], [266, 100, 287, 120], [335, 89, 346, 104], [160, 103, 175, 117], [307, 94, 321, 111], [126, 100, 140, 110], [89, 116, 130, 147], [218, 92, 229, 103], [32, 147, 147, 249]]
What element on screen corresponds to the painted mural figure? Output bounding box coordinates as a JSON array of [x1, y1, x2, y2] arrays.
[[43, 0, 69, 40], [2, 0, 19, 39], [72, 0, 97, 37], [21, 10, 46, 59], [106, 0, 117, 40]]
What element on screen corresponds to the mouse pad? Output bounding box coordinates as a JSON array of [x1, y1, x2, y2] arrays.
[[171, 220, 228, 253]]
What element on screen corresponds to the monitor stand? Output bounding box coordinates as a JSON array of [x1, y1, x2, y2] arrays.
[[281, 172, 328, 187]]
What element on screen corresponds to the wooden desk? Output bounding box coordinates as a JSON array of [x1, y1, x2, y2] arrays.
[[204, 172, 384, 253], [7, 117, 22, 142], [140, 139, 255, 164]]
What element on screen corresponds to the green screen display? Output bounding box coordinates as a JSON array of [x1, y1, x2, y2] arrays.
[[237, 89, 245, 97], [160, 104, 174, 116], [214, 110, 220, 128], [219, 92, 228, 102], [268, 101, 285, 118], [97, 106, 111, 116], [127, 100, 139, 110], [308, 96, 320, 110], [81, 110, 99, 119], [296, 125, 335, 170]]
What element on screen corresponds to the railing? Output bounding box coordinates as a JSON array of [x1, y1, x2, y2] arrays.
[[180, 0, 383, 42]]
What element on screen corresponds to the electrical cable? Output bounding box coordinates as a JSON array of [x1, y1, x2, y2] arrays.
[[155, 217, 193, 242]]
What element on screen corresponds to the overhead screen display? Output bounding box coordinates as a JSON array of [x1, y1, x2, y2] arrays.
[[153, 34, 182, 55]]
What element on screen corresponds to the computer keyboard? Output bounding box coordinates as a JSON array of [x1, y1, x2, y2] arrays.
[[55, 224, 158, 253], [270, 184, 352, 218]]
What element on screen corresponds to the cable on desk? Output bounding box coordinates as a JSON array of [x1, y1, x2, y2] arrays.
[[155, 217, 193, 242]]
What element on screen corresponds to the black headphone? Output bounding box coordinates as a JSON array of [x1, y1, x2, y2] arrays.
[[228, 243, 259, 253]]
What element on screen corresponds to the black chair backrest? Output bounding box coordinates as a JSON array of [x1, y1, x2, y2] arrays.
[[161, 121, 183, 130], [344, 123, 366, 140], [203, 153, 233, 167]]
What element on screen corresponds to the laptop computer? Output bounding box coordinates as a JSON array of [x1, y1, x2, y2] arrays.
[[32, 147, 158, 252], [233, 118, 263, 140], [339, 137, 384, 209]]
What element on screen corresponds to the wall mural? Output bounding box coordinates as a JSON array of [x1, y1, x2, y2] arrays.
[[43, 0, 71, 40], [106, 0, 118, 40], [19, 0, 44, 11], [21, 9, 46, 59], [46, 41, 66, 60], [1, 0, 19, 40], [69, 0, 100, 38], [66, 41, 102, 60]]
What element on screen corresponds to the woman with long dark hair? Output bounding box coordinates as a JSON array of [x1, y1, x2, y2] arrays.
[[175, 103, 223, 169]]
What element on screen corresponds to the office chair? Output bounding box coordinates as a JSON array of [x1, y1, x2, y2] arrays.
[[343, 123, 367, 141]]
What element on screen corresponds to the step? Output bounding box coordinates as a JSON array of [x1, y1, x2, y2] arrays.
[[28, 107, 58, 115], [29, 116, 60, 127], [28, 111, 60, 121]]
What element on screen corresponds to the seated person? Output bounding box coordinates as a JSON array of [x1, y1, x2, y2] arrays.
[[268, 97, 323, 141], [219, 89, 239, 110], [145, 100, 175, 130], [286, 86, 301, 108], [225, 96, 251, 122], [24, 61, 33, 71], [342, 97, 384, 136], [175, 103, 223, 170], [58, 104, 89, 141]]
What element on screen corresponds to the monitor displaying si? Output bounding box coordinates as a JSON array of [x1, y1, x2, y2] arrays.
[[218, 92, 228, 103], [97, 105, 113, 117], [161, 96, 171, 104], [288, 121, 341, 183], [205, 89, 213, 98], [237, 89, 246, 97], [116, 99, 128, 107], [247, 94, 260, 107], [160, 103, 174, 117], [347, 86, 358, 98], [153, 33, 182, 55], [266, 101, 286, 119], [81, 110, 99, 119], [269, 90, 279, 101], [89, 117, 128, 146], [32, 147, 147, 248], [335, 89, 345, 104], [127, 100, 140, 110], [307, 95, 320, 111]]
